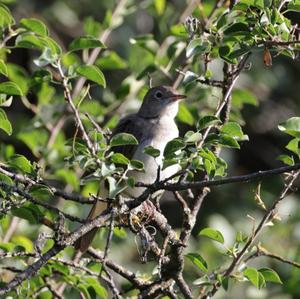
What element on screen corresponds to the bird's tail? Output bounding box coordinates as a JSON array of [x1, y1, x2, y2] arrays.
[[75, 201, 106, 252]]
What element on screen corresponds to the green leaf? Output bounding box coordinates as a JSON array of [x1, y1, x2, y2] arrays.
[[177, 102, 195, 126], [164, 138, 185, 157], [11, 235, 33, 252], [184, 131, 202, 144], [29, 184, 54, 201], [258, 268, 282, 284], [15, 33, 44, 49], [96, 51, 127, 70], [0, 60, 8, 76], [279, 117, 300, 138], [185, 253, 208, 272], [85, 276, 108, 299], [69, 36, 106, 51], [218, 135, 240, 148], [0, 173, 13, 185], [111, 153, 130, 165], [286, 138, 300, 156], [110, 133, 138, 147], [8, 154, 33, 174], [154, 0, 166, 15], [55, 169, 79, 191], [197, 115, 220, 130], [0, 108, 12, 135], [220, 122, 248, 140], [243, 267, 265, 289], [277, 154, 294, 166], [20, 18, 49, 36], [76, 65, 106, 88], [186, 38, 210, 58], [199, 227, 224, 244], [130, 160, 144, 170], [0, 4, 14, 28], [11, 204, 43, 225], [287, 0, 300, 12], [0, 82, 23, 96], [144, 146, 160, 158]]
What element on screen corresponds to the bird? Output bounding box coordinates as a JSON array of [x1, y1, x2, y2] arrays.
[[76, 85, 186, 252]]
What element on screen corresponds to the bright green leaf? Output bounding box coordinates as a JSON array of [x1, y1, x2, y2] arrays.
[[244, 267, 262, 288], [20, 18, 49, 36], [8, 154, 33, 174], [277, 154, 294, 166], [199, 227, 225, 244], [0, 82, 23, 96], [259, 268, 282, 284], [177, 102, 195, 126], [76, 65, 106, 88], [0, 60, 8, 76], [0, 108, 12, 135], [279, 117, 300, 138], [154, 0, 166, 15], [111, 153, 130, 165]]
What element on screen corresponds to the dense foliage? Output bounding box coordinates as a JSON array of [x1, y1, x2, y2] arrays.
[[0, 0, 300, 298]]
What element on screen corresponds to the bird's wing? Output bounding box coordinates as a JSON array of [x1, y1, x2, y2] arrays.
[[110, 113, 147, 160]]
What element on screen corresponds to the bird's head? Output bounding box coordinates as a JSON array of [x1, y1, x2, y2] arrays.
[[138, 85, 186, 119]]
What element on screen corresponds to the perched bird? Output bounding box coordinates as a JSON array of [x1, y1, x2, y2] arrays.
[[76, 85, 186, 252]]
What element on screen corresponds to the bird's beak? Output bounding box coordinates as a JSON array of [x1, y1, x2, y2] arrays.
[[170, 94, 187, 101]]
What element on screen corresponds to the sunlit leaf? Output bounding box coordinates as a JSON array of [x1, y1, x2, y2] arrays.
[[76, 65, 106, 88], [199, 227, 224, 244]]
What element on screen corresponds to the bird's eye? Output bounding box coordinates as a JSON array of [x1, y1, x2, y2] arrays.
[[155, 91, 163, 99]]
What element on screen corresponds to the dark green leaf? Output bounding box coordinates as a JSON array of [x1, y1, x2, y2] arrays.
[[20, 18, 49, 36], [185, 253, 208, 272], [164, 138, 185, 157], [130, 160, 144, 170], [199, 227, 225, 244], [110, 133, 138, 147], [144, 146, 160, 158], [11, 204, 43, 224], [69, 36, 106, 51], [0, 82, 23, 96], [76, 65, 106, 88]]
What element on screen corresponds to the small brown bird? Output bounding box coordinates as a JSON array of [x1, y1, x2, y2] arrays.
[[76, 85, 186, 252]]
